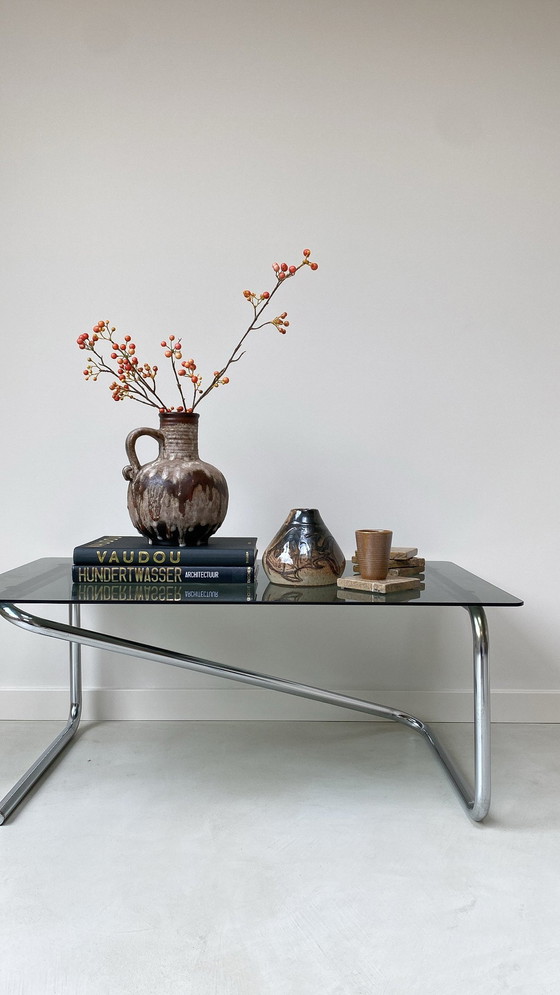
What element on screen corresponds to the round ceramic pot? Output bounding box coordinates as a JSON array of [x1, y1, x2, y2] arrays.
[[122, 412, 228, 546], [262, 508, 345, 586]]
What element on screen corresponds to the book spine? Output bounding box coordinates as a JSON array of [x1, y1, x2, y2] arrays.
[[73, 547, 256, 567], [72, 564, 255, 584]]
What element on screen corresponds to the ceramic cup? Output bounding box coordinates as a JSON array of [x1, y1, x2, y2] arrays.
[[355, 529, 393, 580]]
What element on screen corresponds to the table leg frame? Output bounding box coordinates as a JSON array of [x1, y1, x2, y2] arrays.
[[0, 602, 490, 824], [0, 605, 82, 825]]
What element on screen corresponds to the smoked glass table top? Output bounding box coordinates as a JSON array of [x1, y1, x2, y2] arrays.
[[0, 557, 523, 607], [0, 556, 523, 823]]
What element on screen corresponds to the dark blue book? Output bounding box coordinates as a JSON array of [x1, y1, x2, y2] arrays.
[[72, 563, 256, 584], [73, 535, 258, 567]]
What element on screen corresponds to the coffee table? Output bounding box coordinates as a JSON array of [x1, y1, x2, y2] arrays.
[[0, 558, 523, 824]]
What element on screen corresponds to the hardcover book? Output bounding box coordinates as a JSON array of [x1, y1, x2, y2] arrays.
[[72, 564, 256, 584], [73, 535, 258, 567]]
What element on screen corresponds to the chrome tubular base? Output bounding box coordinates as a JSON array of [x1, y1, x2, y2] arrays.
[[0, 601, 490, 824], [0, 605, 82, 825]]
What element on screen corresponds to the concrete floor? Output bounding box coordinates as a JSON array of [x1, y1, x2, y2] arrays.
[[1, 721, 560, 994]]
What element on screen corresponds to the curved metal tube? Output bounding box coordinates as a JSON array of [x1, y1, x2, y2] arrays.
[[466, 603, 491, 821], [0, 599, 490, 822], [0, 604, 82, 825]]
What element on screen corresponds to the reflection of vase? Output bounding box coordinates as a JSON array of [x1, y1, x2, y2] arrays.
[[262, 508, 345, 586], [262, 582, 341, 603], [122, 412, 228, 546]]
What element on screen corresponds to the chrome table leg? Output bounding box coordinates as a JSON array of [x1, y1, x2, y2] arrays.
[[0, 605, 82, 824], [0, 601, 491, 822], [466, 604, 491, 822]]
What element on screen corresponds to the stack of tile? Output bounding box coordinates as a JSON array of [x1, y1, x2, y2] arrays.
[[338, 546, 425, 594], [352, 546, 425, 578]]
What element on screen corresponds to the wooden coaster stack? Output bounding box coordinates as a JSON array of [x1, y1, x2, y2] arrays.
[[337, 547, 425, 594]]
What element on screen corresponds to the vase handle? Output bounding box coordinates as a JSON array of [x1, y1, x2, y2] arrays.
[[122, 427, 164, 481]]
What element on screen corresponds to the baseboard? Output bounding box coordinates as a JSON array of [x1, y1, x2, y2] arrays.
[[1, 688, 560, 721]]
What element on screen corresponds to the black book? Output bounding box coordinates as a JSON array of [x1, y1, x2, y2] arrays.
[[73, 535, 258, 567], [72, 563, 256, 584]]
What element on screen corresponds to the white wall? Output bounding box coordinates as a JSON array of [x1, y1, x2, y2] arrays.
[[1, 0, 559, 721]]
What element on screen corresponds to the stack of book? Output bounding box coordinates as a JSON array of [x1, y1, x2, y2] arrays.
[[72, 535, 258, 602]]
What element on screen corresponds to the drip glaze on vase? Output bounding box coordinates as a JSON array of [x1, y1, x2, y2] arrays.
[[262, 508, 345, 586], [122, 412, 228, 546]]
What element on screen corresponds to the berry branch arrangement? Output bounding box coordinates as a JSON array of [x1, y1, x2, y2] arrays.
[[77, 250, 318, 413]]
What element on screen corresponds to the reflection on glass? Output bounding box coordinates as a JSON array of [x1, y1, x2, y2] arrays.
[[262, 582, 340, 604], [336, 587, 423, 604]]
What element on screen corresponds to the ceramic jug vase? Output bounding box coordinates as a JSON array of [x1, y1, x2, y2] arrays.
[[122, 411, 228, 546]]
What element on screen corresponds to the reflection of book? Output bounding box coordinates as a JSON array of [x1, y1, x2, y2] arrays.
[[72, 564, 256, 584], [72, 583, 257, 603], [73, 535, 258, 567]]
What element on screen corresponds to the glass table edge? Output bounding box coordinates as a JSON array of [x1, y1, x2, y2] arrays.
[[0, 558, 524, 607]]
